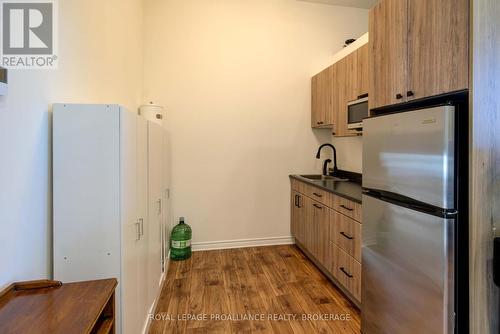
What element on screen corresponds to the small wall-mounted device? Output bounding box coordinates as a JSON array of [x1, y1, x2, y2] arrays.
[[0, 66, 7, 95]]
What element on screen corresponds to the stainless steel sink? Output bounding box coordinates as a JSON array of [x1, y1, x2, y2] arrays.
[[300, 174, 349, 182]]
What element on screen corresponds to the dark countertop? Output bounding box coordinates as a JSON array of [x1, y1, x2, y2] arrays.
[[289, 174, 363, 204]]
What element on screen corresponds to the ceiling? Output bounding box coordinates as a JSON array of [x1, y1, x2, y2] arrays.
[[297, 0, 377, 9]]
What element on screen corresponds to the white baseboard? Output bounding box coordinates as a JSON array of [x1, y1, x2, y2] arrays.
[[192, 236, 294, 251], [141, 255, 169, 334]]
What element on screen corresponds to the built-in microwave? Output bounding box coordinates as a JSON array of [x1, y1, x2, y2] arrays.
[[347, 95, 369, 130]]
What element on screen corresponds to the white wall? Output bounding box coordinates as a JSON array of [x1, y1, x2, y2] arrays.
[[0, 0, 144, 289], [332, 136, 363, 173], [143, 0, 368, 245]]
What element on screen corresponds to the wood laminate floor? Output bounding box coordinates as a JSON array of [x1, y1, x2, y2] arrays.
[[149, 245, 360, 334]]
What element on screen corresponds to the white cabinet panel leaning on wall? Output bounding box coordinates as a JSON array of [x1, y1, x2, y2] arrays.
[[52, 104, 171, 334]]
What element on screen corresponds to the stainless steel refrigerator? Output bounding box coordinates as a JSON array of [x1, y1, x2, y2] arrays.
[[362, 104, 468, 334]]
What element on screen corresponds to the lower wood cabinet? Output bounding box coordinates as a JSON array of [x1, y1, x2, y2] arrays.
[[330, 211, 362, 262], [291, 178, 362, 304], [307, 198, 330, 265], [329, 243, 362, 301], [291, 190, 304, 243]]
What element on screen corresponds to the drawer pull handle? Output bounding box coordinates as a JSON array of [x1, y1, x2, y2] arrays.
[[313, 204, 323, 209], [340, 232, 354, 240], [340, 267, 353, 278], [340, 204, 353, 211], [313, 192, 323, 198]]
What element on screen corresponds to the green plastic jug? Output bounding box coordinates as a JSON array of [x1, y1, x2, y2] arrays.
[[170, 217, 192, 261]]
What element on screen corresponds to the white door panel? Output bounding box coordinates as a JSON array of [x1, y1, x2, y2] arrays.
[[136, 117, 149, 330], [147, 122, 164, 308]]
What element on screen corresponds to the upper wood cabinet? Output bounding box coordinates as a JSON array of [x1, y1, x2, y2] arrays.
[[357, 44, 369, 99], [346, 44, 369, 103], [311, 66, 334, 128], [407, 0, 469, 101], [312, 44, 369, 136], [333, 58, 348, 136], [336, 46, 370, 137], [369, 0, 469, 110], [369, 0, 408, 110], [345, 50, 359, 103]]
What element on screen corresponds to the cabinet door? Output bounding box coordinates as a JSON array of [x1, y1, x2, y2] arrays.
[[311, 74, 321, 127], [301, 196, 315, 252], [407, 0, 469, 100], [333, 58, 348, 136], [161, 131, 171, 273], [291, 191, 305, 243], [311, 67, 334, 128], [323, 66, 334, 127], [147, 122, 164, 309], [309, 199, 330, 266], [346, 50, 359, 103], [357, 44, 369, 98], [120, 109, 140, 334], [136, 117, 149, 331], [369, 0, 409, 110]]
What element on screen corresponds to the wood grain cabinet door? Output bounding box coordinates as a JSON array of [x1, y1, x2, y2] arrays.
[[345, 51, 359, 103], [311, 74, 322, 127], [333, 58, 348, 136], [309, 199, 330, 266], [291, 191, 306, 244], [302, 196, 315, 251], [357, 44, 369, 98], [369, 0, 409, 110], [407, 0, 469, 100], [334, 48, 368, 137], [311, 67, 334, 128], [323, 66, 334, 127]]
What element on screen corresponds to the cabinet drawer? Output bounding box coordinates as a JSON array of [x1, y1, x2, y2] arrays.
[[302, 184, 332, 207], [331, 195, 362, 222], [330, 243, 361, 301], [330, 211, 361, 262]]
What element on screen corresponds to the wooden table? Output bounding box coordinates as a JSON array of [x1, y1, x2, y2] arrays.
[[0, 279, 117, 334]]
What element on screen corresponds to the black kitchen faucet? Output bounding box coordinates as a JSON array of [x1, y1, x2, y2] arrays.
[[316, 143, 338, 176]]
